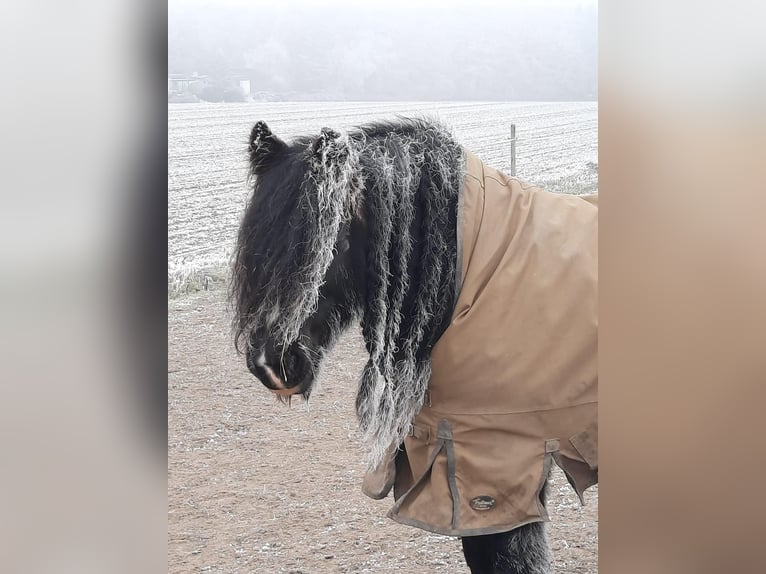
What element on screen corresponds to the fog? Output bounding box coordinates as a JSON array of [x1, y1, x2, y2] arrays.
[[169, 0, 597, 101]]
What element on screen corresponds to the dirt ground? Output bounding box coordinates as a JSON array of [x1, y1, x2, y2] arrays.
[[168, 290, 598, 573]]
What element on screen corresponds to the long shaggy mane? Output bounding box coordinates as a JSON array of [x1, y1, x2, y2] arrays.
[[352, 119, 462, 465], [232, 118, 464, 466]]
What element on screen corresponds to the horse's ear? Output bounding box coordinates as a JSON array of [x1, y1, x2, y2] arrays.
[[248, 121, 287, 176], [311, 127, 340, 151], [309, 127, 346, 165]]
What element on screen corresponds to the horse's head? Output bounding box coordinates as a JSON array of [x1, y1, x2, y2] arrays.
[[230, 122, 366, 399]]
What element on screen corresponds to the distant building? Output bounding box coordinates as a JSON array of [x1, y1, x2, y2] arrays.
[[168, 72, 207, 95], [168, 72, 253, 102], [237, 79, 251, 97]]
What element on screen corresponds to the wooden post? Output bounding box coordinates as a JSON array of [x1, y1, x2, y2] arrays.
[[510, 124, 517, 176]]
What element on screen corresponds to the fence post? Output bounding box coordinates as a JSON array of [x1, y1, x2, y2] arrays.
[[510, 124, 517, 177]]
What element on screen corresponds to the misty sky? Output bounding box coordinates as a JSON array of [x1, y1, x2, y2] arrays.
[[169, 0, 597, 100]]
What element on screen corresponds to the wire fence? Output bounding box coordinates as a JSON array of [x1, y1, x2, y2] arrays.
[[510, 123, 599, 164]]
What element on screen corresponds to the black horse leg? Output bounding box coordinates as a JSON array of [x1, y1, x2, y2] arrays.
[[461, 522, 552, 574], [461, 479, 551, 574]]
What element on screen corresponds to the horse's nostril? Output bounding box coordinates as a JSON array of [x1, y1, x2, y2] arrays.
[[279, 347, 311, 383], [276, 352, 294, 379]]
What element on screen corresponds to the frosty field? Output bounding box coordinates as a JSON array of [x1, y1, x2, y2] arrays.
[[168, 101, 597, 295]]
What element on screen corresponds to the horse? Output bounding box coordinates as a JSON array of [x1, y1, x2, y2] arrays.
[[230, 118, 598, 574]]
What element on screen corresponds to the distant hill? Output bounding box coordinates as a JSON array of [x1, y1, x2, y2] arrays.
[[168, 2, 597, 101]]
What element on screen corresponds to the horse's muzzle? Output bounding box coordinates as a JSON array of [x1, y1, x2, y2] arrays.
[[246, 344, 313, 397]]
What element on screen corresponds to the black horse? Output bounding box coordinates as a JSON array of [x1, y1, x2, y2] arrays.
[[231, 118, 553, 574]]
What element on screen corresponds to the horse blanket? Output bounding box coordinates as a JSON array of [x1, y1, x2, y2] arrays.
[[362, 150, 598, 536]]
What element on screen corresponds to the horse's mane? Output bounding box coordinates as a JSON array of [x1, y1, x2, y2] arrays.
[[233, 117, 463, 466], [352, 118, 462, 465]]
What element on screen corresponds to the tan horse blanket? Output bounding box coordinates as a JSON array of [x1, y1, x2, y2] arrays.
[[363, 150, 598, 536]]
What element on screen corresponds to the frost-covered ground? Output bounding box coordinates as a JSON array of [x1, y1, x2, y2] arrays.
[[168, 101, 597, 295]]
